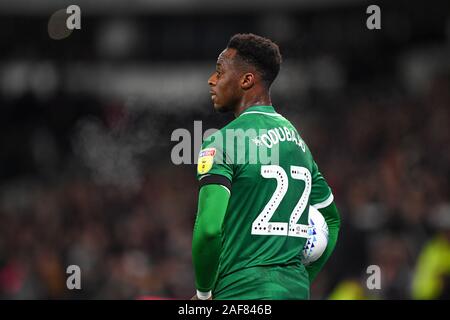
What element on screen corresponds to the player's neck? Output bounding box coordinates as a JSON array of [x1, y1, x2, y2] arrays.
[[234, 90, 272, 118]]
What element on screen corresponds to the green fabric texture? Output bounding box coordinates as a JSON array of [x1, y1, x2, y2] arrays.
[[305, 202, 341, 282], [213, 264, 310, 300], [196, 105, 334, 281], [192, 184, 230, 292]]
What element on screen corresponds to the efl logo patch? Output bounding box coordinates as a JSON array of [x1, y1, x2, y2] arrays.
[[197, 148, 216, 174]]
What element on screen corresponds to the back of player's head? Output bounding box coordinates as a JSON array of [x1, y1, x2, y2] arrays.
[[227, 33, 282, 88]]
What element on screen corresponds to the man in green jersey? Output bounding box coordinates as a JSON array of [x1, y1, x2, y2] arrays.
[[191, 33, 341, 300]]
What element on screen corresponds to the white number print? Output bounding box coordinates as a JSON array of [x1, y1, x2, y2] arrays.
[[252, 165, 311, 238], [252, 165, 289, 236], [288, 166, 312, 238]]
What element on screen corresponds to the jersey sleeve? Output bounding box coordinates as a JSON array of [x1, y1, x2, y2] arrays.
[[310, 160, 334, 209], [196, 131, 234, 188], [192, 184, 231, 293]]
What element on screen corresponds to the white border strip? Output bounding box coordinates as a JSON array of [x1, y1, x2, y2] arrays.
[[220, 185, 231, 195], [240, 111, 283, 117], [312, 193, 334, 209]]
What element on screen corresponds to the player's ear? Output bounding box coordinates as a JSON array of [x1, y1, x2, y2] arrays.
[[240, 72, 255, 90]]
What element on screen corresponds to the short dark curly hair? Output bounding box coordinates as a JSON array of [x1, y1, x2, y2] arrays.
[[227, 33, 282, 88]]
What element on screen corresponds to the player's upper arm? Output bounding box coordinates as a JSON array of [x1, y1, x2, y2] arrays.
[[197, 132, 233, 192], [310, 160, 333, 209]]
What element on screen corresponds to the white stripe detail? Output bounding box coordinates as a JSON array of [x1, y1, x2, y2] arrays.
[[312, 193, 334, 209], [240, 111, 283, 117], [196, 290, 212, 300], [220, 185, 231, 195]]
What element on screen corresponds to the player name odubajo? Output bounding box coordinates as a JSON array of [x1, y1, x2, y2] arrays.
[[251, 126, 306, 151], [198, 126, 306, 167]]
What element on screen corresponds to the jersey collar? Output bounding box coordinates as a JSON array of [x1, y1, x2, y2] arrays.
[[239, 105, 278, 117]]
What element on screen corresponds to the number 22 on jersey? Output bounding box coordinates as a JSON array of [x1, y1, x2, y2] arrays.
[[252, 165, 311, 238]]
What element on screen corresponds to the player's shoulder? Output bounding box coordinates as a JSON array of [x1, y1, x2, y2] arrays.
[[224, 113, 255, 129], [200, 115, 262, 155], [200, 120, 235, 150]]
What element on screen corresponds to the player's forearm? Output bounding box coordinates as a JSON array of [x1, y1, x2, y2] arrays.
[[192, 184, 230, 293], [306, 201, 341, 283], [192, 224, 222, 292]]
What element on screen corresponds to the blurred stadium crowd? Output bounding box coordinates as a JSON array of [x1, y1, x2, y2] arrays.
[[0, 0, 449, 299]]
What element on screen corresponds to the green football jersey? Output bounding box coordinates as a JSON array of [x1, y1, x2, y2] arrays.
[[196, 105, 333, 285]]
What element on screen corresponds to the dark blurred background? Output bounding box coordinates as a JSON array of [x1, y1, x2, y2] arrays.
[[0, 0, 449, 299]]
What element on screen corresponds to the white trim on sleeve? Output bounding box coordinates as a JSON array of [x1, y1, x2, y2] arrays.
[[312, 193, 334, 209]]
